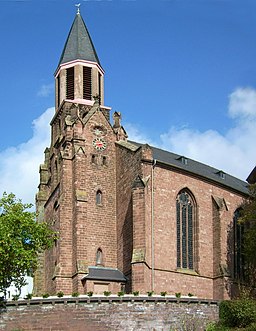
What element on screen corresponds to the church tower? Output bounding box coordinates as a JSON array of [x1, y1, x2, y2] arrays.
[[35, 9, 127, 295]]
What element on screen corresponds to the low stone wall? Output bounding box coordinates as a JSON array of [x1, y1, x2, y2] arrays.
[[0, 296, 219, 331]]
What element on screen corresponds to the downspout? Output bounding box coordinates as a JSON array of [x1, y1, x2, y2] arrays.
[[151, 159, 156, 292]]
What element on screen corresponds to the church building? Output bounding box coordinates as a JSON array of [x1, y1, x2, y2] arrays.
[[34, 10, 249, 300]]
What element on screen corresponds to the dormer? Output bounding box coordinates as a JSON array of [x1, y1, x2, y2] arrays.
[[216, 170, 226, 180], [176, 155, 188, 165]]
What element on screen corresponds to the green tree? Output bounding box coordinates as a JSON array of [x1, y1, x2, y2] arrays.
[[240, 183, 256, 294], [0, 192, 56, 297]]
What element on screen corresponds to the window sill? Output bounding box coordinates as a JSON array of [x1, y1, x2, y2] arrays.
[[176, 268, 199, 276]]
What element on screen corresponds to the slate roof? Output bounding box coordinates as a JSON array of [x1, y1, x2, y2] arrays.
[[82, 267, 127, 282], [118, 140, 249, 195], [58, 13, 101, 67]]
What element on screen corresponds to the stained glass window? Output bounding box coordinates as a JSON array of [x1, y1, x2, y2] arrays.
[[176, 190, 195, 269]]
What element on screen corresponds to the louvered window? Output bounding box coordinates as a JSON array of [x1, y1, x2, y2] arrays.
[[83, 66, 92, 100], [98, 72, 101, 104], [57, 76, 60, 107], [66, 67, 74, 100], [176, 190, 195, 269]]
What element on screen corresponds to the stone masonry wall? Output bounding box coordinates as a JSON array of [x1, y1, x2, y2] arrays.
[[0, 296, 219, 331], [116, 144, 143, 292], [140, 163, 246, 300]]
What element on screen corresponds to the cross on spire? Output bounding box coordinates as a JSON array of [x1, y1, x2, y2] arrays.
[[75, 3, 81, 15]]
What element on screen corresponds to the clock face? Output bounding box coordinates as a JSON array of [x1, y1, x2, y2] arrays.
[[92, 138, 107, 151]]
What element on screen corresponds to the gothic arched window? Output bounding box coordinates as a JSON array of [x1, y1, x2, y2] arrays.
[[96, 248, 103, 266], [233, 209, 245, 281], [96, 190, 102, 205], [176, 190, 196, 270]]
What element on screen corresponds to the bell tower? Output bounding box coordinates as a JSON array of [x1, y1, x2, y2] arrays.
[[35, 9, 127, 296]]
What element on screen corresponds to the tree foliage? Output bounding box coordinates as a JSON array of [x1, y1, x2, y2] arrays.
[[0, 192, 56, 296], [240, 183, 256, 293]]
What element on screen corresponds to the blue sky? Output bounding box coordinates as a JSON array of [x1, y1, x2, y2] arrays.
[[0, 0, 256, 203]]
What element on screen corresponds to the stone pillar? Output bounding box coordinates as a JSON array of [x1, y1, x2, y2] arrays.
[[131, 176, 147, 293]]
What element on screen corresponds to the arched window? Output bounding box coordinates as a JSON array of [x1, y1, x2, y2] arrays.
[[96, 248, 103, 266], [233, 209, 245, 280], [102, 156, 107, 166], [176, 190, 196, 270], [96, 190, 102, 205], [91, 154, 96, 164]]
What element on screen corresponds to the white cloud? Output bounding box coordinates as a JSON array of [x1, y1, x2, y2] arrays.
[[37, 83, 55, 97], [123, 122, 154, 145], [158, 87, 256, 180], [228, 87, 256, 120], [0, 107, 54, 205]]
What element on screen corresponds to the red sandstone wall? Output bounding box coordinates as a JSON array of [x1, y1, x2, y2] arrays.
[[0, 298, 219, 331], [116, 144, 143, 291], [38, 104, 120, 295], [140, 163, 246, 299]]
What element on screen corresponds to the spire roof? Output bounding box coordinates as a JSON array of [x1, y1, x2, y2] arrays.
[[58, 13, 101, 67]]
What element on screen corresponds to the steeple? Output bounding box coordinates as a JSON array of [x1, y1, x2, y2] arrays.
[[58, 12, 101, 67], [55, 11, 105, 109]]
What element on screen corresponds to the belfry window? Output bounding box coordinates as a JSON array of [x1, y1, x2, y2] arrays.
[[83, 66, 92, 100], [233, 209, 245, 281], [57, 76, 60, 107], [96, 190, 102, 205], [98, 72, 101, 104], [176, 190, 196, 269], [66, 67, 74, 100]]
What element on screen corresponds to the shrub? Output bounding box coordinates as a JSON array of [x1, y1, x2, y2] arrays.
[[0, 296, 6, 308], [87, 291, 93, 297], [220, 299, 256, 328], [118, 291, 124, 297], [12, 294, 20, 301], [147, 291, 154, 296], [25, 293, 33, 300], [42, 293, 49, 298], [103, 291, 111, 296], [160, 291, 167, 296], [188, 293, 194, 297], [133, 291, 139, 296], [205, 322, 229, 331], [175, 292, 181, 298], [57, 291, 64, 297], [72, 292, 79, 297], [243, 322, 256, 331]]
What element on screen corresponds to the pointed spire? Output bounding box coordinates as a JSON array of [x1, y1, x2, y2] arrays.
[[58, 12, 101, 67]]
